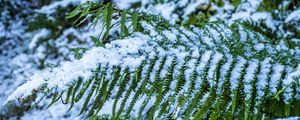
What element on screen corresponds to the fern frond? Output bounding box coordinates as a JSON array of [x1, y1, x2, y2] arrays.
[[4, 3, 300, 120]]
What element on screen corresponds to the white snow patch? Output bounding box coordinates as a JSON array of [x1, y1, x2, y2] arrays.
[[5, 36, 149, 104], [36, 0, 80, 14], [254, 43, 265, 51], [29, 29, 51, 49], [285, 9, 300, 23]]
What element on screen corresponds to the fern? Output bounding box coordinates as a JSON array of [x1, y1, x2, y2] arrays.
[[3, 2, 300, 120]]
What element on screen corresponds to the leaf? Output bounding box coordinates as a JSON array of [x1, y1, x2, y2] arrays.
[[90, 36, 105, 47], [47, 92, 62, 109], [231, 0, 241, 8], [75, 79, 93, 102], [273, 88, 285, 101], [9, 4, 300, 119], [112, 70, 130, 118], [67, 78, 83, 111], [78, 79, 97, 116], [103, 3, 113, 39], [121, 10, 129, 37], [67, 4, 83, 19], [132, 11, 138, 32], [61, 84, 74, 104], [73, 4, 92, 26], [93, 9, 102, 28]]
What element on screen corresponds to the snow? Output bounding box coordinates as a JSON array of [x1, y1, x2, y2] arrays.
[[276, 117, 300, 120], [5, 36, 149, 104], [254, 43, 265, 51], [231, 11, 251, 22], [2, 0, 300, 119], [255, 58, 271, 104], [36, 0, 80, 14], [207, 52, 223, 87], [183, 0, 208, 20], [162, 30, 177, 42], [195, 51, 212, 89], [5, 74, 45, 104], [251, 12, 271, 21], [184, 58, 197, 90], [29, 29, 51, 49], [238, 25, 248, 42], [114, 0, 141, 9], [193, 28, 215, 47], [154, 3, 177, 24], [217, 56, 233, 94], [230, 56, 247, 90], [284, 65, 300, 103], [285, 9, 300, 23], [269, 64, 284, 95], [80, 0, 98, 4], [244, 59, 259, 100]]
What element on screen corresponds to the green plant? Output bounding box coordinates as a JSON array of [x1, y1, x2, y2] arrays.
[[3, 2, 300, 120]]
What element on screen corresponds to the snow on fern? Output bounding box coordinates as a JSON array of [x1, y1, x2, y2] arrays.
[[5, 17, 300, 119], [6, 35, 149, 103], [285, 9, 300, 23], [29, 29, 51, 49], [3, 0, 300, 119]]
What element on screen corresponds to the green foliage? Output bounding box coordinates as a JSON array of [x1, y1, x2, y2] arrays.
[[132, 11, 139, 32], [121, 10, 129, 37], [70, 47, 88, 59], [36, 4, 300, 119], [7, 1, 300, 120], [90, 36, 105, 47], [102, 3, 113, 39]]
